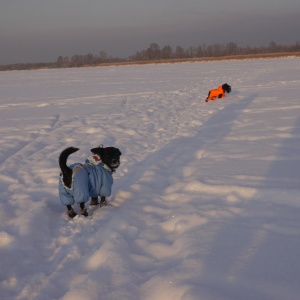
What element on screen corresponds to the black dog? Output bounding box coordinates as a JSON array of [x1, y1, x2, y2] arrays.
[[59, 146, 122, 218]]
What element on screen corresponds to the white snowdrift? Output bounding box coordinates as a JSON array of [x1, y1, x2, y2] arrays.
[[0, 57, 300, 300]]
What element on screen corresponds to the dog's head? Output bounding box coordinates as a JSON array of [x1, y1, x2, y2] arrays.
[[90, 146, 122, 170], [222, 83, 231, 94]]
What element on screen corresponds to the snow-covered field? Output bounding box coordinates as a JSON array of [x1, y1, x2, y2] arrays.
[[0, 57, 300, 300]]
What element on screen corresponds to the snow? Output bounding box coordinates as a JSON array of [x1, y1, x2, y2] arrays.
[[1, 57, 300, 300]]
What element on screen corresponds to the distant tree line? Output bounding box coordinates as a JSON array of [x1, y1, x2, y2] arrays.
[[129, 41, 300, 61], [55, 51, 124, 68], [0, 62, 56, 71], [1, 41, 300, 71]]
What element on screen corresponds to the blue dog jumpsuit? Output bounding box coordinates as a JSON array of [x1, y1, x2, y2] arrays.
[[85, 154, 114, 198], [58, 163, 94, 206]]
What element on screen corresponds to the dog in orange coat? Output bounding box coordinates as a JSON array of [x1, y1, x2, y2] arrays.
[[205, 83, 231, 102]]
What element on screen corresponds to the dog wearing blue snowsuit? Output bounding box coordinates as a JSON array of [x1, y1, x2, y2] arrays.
[[58, 146, 121, 218]]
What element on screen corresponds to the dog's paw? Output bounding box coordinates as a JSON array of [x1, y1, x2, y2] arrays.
[[100, 200, 107, 207], [67, 209, 77, 219], [80, 208, 88, 217]]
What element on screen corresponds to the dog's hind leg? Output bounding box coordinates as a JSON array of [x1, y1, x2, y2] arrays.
[[80, 203, 88, 217], [90, 197, 99, 206]]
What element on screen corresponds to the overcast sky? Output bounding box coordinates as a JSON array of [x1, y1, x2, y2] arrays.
[[1, 0, 300, 64]]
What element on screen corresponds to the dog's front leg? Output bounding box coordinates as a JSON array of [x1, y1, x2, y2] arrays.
[[66, 205, 77, 218], [79, 202, 88, 217], [100, 197, 107, 207]]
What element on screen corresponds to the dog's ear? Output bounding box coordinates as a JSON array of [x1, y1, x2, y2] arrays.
[[90, 147, 104, 156], [117, 148, 122, 156]]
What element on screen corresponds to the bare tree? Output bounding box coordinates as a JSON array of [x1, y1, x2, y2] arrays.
[[98, 51, 107, 63], [161, 45, 173, 59], [146, 43, 161, 60], [174, 45, 185, 58]]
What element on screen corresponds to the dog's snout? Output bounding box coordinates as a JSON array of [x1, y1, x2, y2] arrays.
[[112, 158, 118, 164]]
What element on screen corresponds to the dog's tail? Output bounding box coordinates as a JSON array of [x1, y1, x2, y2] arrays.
[[59, 147, 79, 188]]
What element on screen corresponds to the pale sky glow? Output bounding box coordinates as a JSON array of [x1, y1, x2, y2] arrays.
[[1, 0, 300, 64]]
